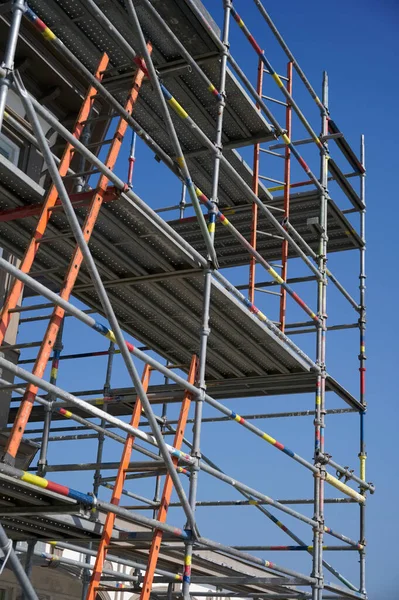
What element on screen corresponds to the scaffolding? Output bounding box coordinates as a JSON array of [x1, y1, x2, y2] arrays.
[[0, 1, 371, 600]]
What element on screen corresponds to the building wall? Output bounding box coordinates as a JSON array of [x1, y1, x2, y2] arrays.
[[0, 88, 58, 429], [0, 567, 82, 600], [0, 543, 236, 600]]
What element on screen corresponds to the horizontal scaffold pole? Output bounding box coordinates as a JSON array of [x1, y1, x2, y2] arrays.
[[10, 70, 197, 534], [0, 354, 363, 549], [0, 465, 315, 584], [0, 65, 323, 360], [22, 3, 326, 279], [0, 257, 371, 504]]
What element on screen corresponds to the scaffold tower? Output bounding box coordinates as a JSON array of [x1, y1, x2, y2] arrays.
[[0, 1, 372, 600]]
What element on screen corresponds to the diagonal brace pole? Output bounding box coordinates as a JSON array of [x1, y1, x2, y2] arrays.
[[8, 70, 197, 534], [124, 0, 218, 268], [3, 54, 149, 466]]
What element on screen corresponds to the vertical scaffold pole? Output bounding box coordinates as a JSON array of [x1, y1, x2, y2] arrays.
[[182, 4, 231, 598], [0, 0, 25, 131], [152, 361, 170, 519], [127, 131, 137, 188], [23, 540, 36, 600], [179, 183, 187, 220], [0, 524, 39, 600], [248, 56, 263, 305], [279, 62, 292, 333], [93, 342, 115, 499], [124, 0, 218, 268], [358, 134, 367, 595], [36, 319, 64, 476], [312, 71, 329, 600], [140, 356, 197, 600], [87, 365, 151, 600]]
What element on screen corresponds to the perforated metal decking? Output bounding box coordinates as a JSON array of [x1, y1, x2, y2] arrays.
[[0, 155, 311, 382], [170, 189, 364, 267], [27, 0, 275, 208], [0, 155, 360, 412]]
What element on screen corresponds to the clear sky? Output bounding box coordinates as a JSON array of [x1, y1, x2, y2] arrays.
[[199, 3, 399, 597], [13, 1, 398, 598]]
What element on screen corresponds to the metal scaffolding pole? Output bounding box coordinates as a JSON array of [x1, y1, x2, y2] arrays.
[[127, 131, 137, 188], [8, 70, 197, 533], [279, 62, 292, 332], [183, 1, 231, 591], [0, 262, 370, 501], [83, 341, 115, 600], [311, 70, 329, 600], [92, 342, 115, 499], [0, 523, 39, 600], [0, 6, 371, 597], [0, 0, 25, 131], [358, 134, 367, 595], [152, 361, 170, 519], [249, 55, 263, 304], [36, 319, 64, 476], [23, 540, 36, 600]]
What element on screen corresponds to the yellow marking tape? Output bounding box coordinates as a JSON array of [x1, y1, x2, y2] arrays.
[[43, 28, 56, 42], [325, 472, 365, 504], [262, 432, 277, 445], [168, 97, 188, 119], [272, 73, 284, 88], [22, 472, 47, 489]]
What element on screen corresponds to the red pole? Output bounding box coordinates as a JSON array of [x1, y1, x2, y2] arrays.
[[0, 188, 117, 223], [279, 62, 293, 333], [139, 356, 197, 600], [248, 56, 264, 304], [86, 364, 151, 600]]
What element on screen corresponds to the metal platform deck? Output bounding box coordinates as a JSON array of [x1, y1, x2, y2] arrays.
[[0, 155, 315, 384], [0, 472, 292, 596], [9, 371, 361, 428], [26, 0, 275, 208], [169, 190, 364, 267]]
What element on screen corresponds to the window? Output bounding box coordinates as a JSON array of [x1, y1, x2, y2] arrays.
[[0, 132, 20, 165], [103, 560, 113, 572], [52, 546, 63, 558]]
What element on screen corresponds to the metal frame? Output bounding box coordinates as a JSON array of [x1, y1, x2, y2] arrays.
[[0, 2, 370, 600]]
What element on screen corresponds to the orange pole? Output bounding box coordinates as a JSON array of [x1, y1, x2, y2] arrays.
[[279, 61, 293, 333], [248, 56, 264, 305], [3, 50, 150, 463], [86, 364, 151, 600], [0, 53, 109, 346], [140, 355, 198, 600]]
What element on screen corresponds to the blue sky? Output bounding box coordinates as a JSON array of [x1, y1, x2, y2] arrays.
[[14, 1, 398, 598]]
